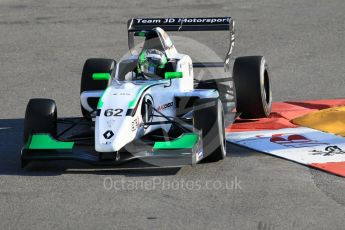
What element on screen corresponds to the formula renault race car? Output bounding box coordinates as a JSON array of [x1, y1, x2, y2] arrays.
[[21, 17, 272, 167]]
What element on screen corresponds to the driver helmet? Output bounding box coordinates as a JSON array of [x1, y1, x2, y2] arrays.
[[138, 49, 168, 79]]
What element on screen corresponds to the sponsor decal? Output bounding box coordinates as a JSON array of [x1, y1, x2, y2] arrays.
[[131, 117, 140, 132], [310, 145, 345, 156], [135, 18, 230, 25], [269, 133, 328, 148], [235, 133, 328, 148], [113, 92, 131, 96], [157, 102, 174, 111], [103, 130, 114, 139]]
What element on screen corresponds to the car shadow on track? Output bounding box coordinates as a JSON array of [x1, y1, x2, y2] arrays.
[[226, 143, 264, 157]]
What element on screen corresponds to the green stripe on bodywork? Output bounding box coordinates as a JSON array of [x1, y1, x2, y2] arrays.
[[92, 73, 111, 81], [97, 97, 104, 109], [153, 133, 199, 150], [128, 83, 165, 109], [97, 87, 110, 109], [25, 134, 74, 150]]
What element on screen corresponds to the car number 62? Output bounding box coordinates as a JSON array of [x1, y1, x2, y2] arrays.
[[104, 109, 123, 117]]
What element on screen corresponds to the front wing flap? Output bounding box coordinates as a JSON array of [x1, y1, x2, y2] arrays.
[[21, 133, 203, 167]]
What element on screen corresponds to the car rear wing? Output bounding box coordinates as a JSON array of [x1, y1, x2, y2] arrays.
[[127, 17, 235, 71]]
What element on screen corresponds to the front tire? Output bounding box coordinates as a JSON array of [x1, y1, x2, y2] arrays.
[[233, 56, 272, 118], [193, 98, 226, 162], [23, 98, 57, 143]]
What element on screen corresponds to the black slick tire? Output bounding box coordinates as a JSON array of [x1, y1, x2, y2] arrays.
[[193, 98, 226, 162]]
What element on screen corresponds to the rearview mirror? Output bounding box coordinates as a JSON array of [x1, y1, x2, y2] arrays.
[[165, 72, 183, 79], [92, 73, 111, 81]]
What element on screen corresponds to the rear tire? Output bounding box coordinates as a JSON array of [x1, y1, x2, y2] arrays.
[[233, 56, 272, 118], [23, 98, 57, 144], [193, 98, 226, 162], [80, 58, 116, 118]]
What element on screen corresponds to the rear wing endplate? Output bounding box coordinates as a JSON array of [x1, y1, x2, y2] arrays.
[[127, 17, 235, 70]]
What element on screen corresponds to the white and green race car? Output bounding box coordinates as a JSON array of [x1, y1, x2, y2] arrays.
[[21, 17, 272, 167]]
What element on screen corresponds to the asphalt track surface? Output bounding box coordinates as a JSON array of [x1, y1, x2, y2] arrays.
[[1, 0, 345, 229]]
